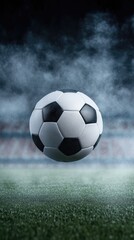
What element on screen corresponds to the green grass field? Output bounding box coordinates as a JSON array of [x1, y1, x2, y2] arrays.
[[0, 166, 134, 240]]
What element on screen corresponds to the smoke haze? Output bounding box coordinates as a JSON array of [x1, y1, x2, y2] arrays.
[[0, 13, 134, 122]]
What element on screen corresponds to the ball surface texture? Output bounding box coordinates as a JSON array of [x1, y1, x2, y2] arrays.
[[29, 90, 103, 162]]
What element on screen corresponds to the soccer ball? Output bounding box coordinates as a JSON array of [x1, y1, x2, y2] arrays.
[[29, 90, 103, 162]]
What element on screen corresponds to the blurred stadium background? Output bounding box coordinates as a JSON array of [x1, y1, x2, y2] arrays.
[[0, 118, 134, 165], [0, 0, 134, 165]]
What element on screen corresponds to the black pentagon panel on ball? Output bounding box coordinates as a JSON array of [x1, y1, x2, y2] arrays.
[[32, 134, 44, 152], [42, 102, 63, 122], [60, 89, 77, 93], [59, 138, 81, 156], [80, 104, 97, 124], [93, 134, 102, 149]]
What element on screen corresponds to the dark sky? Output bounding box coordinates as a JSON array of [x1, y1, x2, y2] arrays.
[[0, 0, 133, 43]]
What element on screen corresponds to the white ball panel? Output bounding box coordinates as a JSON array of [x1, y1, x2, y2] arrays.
[[58, 111, 85, 138], [44, 146, 93, 162], [29, 109, 43, 135], [35, 91, 63, 109], [80, 124, 100, 148], [39, 123, 63, 147], [57, 93, 84, 110], [74, 146, 93, 160], [96, 110, 103, 134], [77, 92, 99, 110], [44, 147, 72, 162]]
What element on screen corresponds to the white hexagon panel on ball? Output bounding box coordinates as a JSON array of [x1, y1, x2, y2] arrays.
[[29, 89, 103, 162], [57, 111, 85, 138]]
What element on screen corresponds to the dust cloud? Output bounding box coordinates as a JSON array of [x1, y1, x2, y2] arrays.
[[0, 13, 134, 122]]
